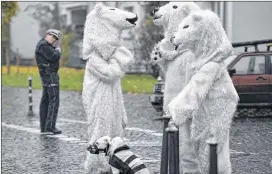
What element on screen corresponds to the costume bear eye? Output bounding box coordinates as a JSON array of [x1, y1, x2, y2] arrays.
[[110, 8, 115, 10], [173, 5, 178, 9], [183, 25, 189, 29]]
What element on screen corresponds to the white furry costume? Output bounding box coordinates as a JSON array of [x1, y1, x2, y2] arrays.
[[82, 3, 137, 174], [151, 2, 203, 173], [151, 2, 200, 109], [170, 10, 239, 174]]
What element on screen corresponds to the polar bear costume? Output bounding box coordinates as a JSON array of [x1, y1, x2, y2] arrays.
[[170, 10, 239, 174], [151, 2, 200, 110], [82, 3, 137, 174], [151, 2, 202, 173]]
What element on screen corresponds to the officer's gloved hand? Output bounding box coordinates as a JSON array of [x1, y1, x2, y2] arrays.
[[55, 47, 61, 53]]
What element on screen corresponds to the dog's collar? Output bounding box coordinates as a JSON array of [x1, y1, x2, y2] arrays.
[[104, 143, 110, 155], [113, 145, 130, 154]]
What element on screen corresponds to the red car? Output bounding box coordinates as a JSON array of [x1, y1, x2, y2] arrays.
[[226, 39, 272, 108], [150, 39, 272, 112]]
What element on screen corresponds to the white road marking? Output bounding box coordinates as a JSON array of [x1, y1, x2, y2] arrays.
[[2, 122, 160, 162], [59, 118, 87, 124], [125, 127, 163, 137], [31, 120, 68, 126], [230, 149, 256, 155], [2, 123, 41, 134], [2, 122, 253, 156], [58, 118, 163, 137], [31, 118, 163, 137]]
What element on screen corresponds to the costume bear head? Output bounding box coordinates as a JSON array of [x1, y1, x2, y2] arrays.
[[153, 2, 200, 39], [171, 10, 233, 69], [83, 3, 138, 61]]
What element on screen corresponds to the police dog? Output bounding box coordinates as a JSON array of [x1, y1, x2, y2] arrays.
[[87, 136, 151, 174]]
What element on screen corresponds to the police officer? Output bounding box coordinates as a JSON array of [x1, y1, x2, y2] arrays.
[[35, 29, 62, 134]]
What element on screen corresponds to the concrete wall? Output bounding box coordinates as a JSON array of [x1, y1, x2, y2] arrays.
[[231, 2, 272, 52], [196, 1, 213, 10], [232, 2, 272, 42], [197, 1, 272, 52], [10, 2, 41, 59]]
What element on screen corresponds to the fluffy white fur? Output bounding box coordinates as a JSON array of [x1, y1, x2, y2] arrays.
[[83, 3, 137, 61], [82, 3, 136, 174], [170, 10, 239, 173], [152, 2, 200, 63], [151, 2, 201, 108]]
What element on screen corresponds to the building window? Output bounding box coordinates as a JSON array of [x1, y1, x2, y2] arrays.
[[71, 8, 87, 26], [124, 6, 134, 13]]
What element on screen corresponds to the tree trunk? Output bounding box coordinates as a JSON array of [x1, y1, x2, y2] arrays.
[[6, 23, 11, 75], [54, 2, 65, 67], [54, 2, 61, 30], [16, 48, 20, 74]]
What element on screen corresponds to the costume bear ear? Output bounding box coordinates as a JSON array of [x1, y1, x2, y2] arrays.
[[191, 13, 203, 22], [95, 3, 104, 11], [182, 4, 192, 16], [181, 3, 201, 16]]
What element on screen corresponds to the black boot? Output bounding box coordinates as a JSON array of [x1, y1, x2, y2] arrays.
[[52, 128, 62, 134]]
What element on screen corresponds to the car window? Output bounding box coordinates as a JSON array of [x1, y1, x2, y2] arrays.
[[224, 55, 237, 66], [232, 55, 266, 75]]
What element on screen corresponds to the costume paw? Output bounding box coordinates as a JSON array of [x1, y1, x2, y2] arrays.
[[112, 46, 134, 69], [167, 99, 193, 126], [166, 103, 176, 122], [150, 44, 163, 64]]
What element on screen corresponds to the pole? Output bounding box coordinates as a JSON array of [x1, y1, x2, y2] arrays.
[[16, 48, 20, 74], [160, 112, 171, 174], [27, 76, 35, 116], [165, 119, 179, 174], [207, 136, 218, 174], [6, 23, 11, 75]]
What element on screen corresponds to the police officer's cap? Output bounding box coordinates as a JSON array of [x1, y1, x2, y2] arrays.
[[46, 29, 61, 40]]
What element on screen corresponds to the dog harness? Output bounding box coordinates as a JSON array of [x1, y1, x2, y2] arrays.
[[109, 145, 147, 174]]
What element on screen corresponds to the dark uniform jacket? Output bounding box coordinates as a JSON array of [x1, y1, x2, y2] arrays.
[[35, 38, 61, 87]]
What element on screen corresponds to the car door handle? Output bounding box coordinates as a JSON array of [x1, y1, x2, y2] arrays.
[[256, 76, 267, 80]]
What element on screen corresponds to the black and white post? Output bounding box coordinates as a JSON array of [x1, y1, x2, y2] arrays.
[[207, 136, 218, 174], [166, 119, 180, 174], [27, 76, 34, 116], [160, 112, 171, 174]]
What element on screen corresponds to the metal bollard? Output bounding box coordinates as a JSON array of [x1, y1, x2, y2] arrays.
[[27, 76, 34, 116], [160, 112, 171, 174], [166, 119, 179, 174], [207, 136, 218, 174]]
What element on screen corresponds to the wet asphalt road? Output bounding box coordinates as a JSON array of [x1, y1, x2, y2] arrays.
[[2, 86, 272, 174]]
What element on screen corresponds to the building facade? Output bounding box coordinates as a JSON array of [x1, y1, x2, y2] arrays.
[[9, 1, 272, 68]]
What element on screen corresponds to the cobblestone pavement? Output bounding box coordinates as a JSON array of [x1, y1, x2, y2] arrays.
[[2, 86, 272, 174]]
